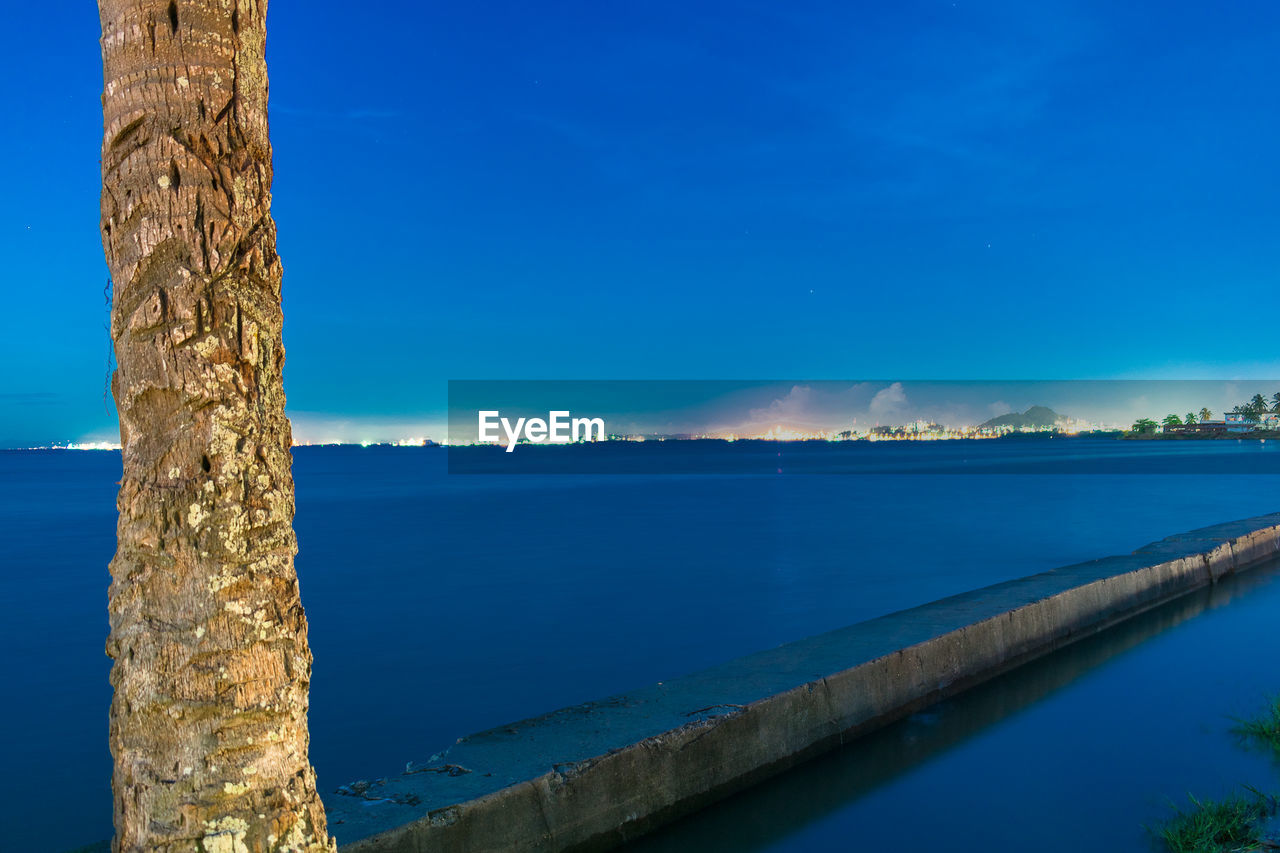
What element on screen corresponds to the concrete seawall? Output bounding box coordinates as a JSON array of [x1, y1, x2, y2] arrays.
[[331, 513, 1280, 852]]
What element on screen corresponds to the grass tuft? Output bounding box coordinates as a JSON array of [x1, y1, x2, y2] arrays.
[[1159, 789, 1275, 853], [1232, 696, 1280, 753]]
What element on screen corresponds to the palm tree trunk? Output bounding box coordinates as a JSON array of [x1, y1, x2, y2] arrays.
[[98, 1, 333, 849]]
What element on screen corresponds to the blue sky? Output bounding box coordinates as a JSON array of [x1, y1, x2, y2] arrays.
[[4, 1, 1280, 445]]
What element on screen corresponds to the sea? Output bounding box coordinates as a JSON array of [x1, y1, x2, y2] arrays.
[[3, 437, 1279, 851]]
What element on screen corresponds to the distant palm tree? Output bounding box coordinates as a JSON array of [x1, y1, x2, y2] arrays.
[[1132, 418, 1159, 435], [1271, 392, 1280, 413], [1163, 414, 1183, 426], [1185, 412, 1197, 425], [1200, 407, 1214, 423], [1250, 394, 1269, 417], [98, 1, 333, 849]]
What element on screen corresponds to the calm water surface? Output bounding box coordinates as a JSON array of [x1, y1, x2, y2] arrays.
[[1, 440, 1277, 850], [626, 561, 1280, 853]]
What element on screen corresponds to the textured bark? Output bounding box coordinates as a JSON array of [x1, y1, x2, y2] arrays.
[[98, 1, 334, 850]]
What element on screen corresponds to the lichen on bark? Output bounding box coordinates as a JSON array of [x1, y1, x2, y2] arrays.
[[98, 1, 334, 850]]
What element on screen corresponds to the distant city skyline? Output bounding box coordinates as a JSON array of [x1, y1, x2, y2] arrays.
[[439, 380, 1280, 448], [7, 2, 1280, 446], [15, 379, 1280, 449]]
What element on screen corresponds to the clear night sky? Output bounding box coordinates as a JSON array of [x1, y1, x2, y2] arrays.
[[4, 1, 1280, 445]]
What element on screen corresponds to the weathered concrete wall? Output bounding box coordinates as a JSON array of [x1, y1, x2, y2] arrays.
[[331, 513, 1280, 852]]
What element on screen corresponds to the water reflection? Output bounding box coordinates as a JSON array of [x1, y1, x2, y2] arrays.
[[626, 560, 1280, 852]]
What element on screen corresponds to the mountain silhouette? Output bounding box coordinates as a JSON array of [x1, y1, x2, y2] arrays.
[[979, 405, 1065, 429]]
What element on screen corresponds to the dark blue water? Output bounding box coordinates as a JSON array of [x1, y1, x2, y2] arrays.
[[627, 563, 1280, 853], [2, 440, 1278, 851]]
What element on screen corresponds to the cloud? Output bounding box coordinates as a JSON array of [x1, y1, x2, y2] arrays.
[[869, 382, 908, 422], [747, 384, 815, 423], [712, 381, 917, 433], [730, 383, 885, 434]]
